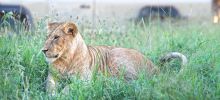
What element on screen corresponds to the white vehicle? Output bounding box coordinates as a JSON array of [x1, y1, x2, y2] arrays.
[[1, 0, 211, 23]]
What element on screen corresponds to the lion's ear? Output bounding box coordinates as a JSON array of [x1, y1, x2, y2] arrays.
[[47, 22, 62, 31], [63, 22, 78, 36]]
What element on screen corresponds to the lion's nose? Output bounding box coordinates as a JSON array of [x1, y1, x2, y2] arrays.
[[42, 49, 48, 54]]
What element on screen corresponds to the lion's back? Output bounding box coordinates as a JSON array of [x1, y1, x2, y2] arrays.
[[107, 48, 147, 79]]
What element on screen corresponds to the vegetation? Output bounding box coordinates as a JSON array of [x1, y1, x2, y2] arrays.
[[0, 18, 220, 99]]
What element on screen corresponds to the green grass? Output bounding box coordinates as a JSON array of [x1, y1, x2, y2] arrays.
[[0, 19, 220, 100]]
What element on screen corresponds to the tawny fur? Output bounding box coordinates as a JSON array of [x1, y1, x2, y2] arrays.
[[42, 22, 187, 95]]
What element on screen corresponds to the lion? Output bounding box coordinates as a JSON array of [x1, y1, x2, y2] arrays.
[[212, 0, 220, 23], [42, 22, 187, 95]]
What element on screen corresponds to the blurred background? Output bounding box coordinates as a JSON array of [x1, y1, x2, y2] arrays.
[[1, 0, 212, 19], [0, 0, 212, 23], [0, 0, 219, 34]]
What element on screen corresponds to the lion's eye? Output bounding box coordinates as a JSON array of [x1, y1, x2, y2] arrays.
[[54, 35, 60, 40]]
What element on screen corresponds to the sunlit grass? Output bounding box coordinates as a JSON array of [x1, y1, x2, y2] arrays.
[[0, 19, 220, 99]]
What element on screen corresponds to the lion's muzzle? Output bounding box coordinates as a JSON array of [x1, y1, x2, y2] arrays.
[[42, 48, 59, 58]]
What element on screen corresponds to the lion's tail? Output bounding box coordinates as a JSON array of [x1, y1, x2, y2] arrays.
[[159, 52, 188, 66]]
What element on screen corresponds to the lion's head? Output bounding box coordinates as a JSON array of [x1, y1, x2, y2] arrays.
[[42, 22, 78, 63]]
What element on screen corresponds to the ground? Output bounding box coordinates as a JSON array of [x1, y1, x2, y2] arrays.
[[0, 19, 220, 99]]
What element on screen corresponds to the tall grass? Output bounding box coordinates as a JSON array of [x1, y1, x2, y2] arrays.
[[0, 19, 220, 99]]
